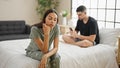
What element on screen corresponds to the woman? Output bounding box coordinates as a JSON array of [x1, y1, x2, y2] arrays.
[[25, 9, 60, 68]]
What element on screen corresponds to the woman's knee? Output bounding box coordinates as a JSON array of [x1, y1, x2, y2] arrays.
[[50, 54, 60, 67], [51, 54, 60, 62], [26, 51, 43, 61]]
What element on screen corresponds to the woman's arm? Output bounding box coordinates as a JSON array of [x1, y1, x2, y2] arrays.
[[34, 34, 49, 54], [38, 37, 59, 68], [34, 38, 44, 51], [43, 34, 49, 53], [34, 24, 50, 54], [45, 36, 59, 57]]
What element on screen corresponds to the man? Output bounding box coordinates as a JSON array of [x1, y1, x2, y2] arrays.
[[62, 5, 100, 47]]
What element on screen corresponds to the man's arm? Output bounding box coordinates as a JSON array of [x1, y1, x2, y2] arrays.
[[73, 30, 96, 42], [77, 34, 96, 42]]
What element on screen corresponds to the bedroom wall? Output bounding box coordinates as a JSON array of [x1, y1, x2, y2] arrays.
[[57, 0, 71, 24], [0, 0, 40, 25], [0, 0, 71, 25]]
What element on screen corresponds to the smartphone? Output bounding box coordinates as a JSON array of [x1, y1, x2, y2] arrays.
[[69, 27, 73, 31]]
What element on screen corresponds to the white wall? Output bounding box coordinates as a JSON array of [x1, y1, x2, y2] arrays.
[[0, 0, 71, 25], [0, 0, 40, 25], [57, 0, 71, 24]]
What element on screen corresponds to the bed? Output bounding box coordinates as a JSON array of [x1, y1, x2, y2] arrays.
[[0, 28, 119, 68]]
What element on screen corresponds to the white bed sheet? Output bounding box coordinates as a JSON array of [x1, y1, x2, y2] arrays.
[[0, 39, 118, 68]]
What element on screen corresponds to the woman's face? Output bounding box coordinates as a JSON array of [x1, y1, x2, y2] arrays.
[[45, 12, 58, 29]]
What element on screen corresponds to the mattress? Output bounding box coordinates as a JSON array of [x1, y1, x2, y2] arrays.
[[0, 39, 118, 68]]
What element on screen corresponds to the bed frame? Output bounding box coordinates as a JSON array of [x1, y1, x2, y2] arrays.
[[117, 36, 120, 65]]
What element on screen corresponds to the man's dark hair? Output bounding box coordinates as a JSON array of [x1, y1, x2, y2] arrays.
[[76, 5, 86, 12]]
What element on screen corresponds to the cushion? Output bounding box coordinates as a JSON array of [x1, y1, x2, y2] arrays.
[[0, 21, 25, 35], [99, 28, 120, 46]]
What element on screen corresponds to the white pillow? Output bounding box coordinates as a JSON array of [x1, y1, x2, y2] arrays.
[[99, 28, 120, 46]]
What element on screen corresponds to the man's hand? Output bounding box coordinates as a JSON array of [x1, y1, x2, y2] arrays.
[[74, 31, 79, 38], [39, 54, 48, 68], [71, 31, 78, 38], [70, 30, 73, 35]]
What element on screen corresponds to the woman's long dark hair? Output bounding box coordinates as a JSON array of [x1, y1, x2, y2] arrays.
[[33, 9, 59, 28]]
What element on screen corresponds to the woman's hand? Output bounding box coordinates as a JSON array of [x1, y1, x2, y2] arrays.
[[43, 24, 50, 36], [39, 54, 49, 68]]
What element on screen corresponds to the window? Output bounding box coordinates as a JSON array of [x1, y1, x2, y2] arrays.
[[116, 10, 120, 22], [117, 0, 120, 8], [106, 22, 114, 28], [91, 0, 98, 8], [97, 21, 105, 28], [72, 0, 120, 28], [98, 0, 106, 8], [98, 9, 105, 21], [89, 9, 98, 20], [107, 0, 115, 8], [106, 10, 115, 21], [115, 23, 120, 28]]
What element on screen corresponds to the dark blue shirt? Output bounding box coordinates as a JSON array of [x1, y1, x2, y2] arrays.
[[75, 17, 100, 44]]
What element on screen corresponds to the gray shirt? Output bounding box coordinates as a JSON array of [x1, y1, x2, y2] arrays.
[[26, 24, 59, 52]]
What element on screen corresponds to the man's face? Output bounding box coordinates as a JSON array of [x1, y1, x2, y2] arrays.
[[77, 11, 86, 20]]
